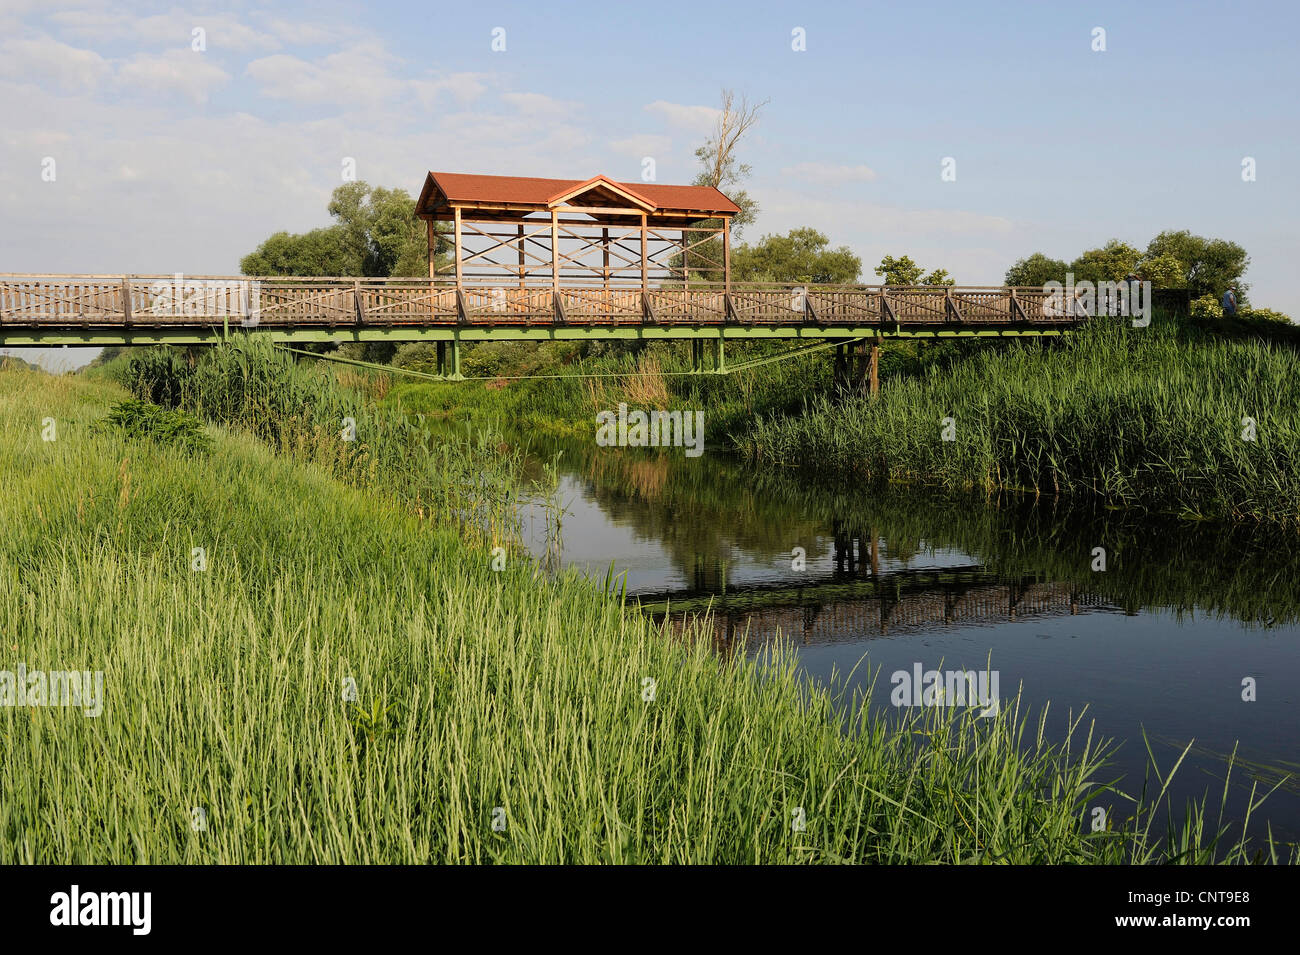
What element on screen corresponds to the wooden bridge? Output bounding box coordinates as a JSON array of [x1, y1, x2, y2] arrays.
[[0, 171, 1083, 378], [0, 274, 1079, 346]]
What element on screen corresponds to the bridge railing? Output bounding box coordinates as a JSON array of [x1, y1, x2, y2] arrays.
[[0, 275, 1084, 329]]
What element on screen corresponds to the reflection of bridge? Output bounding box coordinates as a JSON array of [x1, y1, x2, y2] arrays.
[[0, 172, 1080, 379], [636, 565, 1110, 649]]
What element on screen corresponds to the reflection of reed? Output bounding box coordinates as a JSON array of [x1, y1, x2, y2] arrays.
[[622, 457, 671, 500]]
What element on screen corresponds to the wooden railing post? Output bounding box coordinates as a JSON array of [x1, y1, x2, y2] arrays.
[[121, 276, 132, 326]]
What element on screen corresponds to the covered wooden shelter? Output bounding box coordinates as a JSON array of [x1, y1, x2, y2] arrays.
[[414, 171, 741, 291]]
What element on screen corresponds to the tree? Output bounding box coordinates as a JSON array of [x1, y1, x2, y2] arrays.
[[1143, 230, 1249, 300], [875, 255, 922, 285], [1004, 253, 1069, 287], [1069, 239, 1142, 284], [1134, 253, 1183, 289], [693, 89, 766, 235], [731, 228, 861, 283], [327, 182, 431, 277], [240, 182, 435, 278], [873, 256, 954, 286], [240, 226, 361, 277]]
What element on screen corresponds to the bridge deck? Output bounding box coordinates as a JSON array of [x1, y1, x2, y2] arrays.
[[0, 275, 1081, 346]]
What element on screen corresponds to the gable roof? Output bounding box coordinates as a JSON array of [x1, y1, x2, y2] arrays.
[[546, 175, 656, 211], [416, 171, 740, 219]]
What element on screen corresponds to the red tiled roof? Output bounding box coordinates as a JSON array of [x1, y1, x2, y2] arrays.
[[418, 171, 740, 217]]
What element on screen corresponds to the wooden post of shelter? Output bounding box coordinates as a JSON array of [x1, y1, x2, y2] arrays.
[[518, 224, 526, 289], [452, 207, 463, 286], [723, 217, 731, 292], [550, 210, 560, 292], [434, 216, 444, 276], [602, 226, 610, 313], [639, 213, 648, 287], [681, 229, 689, 291]]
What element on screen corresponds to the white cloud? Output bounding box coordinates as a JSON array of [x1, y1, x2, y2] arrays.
[[781, 161, 878, 185], [643, 100, 719, 132], [411, 73, 492, 108], [0, 35, 111, 92], [119, 49, 230, 104], [50, 8, 281, 54], [255, 16, 354, 47], [246, 43, 405, 105]]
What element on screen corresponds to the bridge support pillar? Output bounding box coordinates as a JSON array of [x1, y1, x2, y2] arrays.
[[833, 342, 847, 392], [869, 337, 880, 398], [710, 337, 725, 374], [832, 339, 880, 397], [690, 339, 704, 374], [437, 338, 464, 380]]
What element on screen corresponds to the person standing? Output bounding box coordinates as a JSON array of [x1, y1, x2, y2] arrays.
[[1221, 286, 1238, 318]]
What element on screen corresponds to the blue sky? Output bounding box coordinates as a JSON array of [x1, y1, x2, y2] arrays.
[[3, 0, 1297, 368]]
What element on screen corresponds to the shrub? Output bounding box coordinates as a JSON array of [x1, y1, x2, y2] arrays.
[[1241, 307, 1293, 325], [1190, 294, 1222, 320], [392, 342, 441, 373], [92, 398, 211, 455]]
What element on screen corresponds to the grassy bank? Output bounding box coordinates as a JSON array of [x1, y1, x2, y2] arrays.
[[743, 321, 1300, 524], [2, 365, 1287, 863]]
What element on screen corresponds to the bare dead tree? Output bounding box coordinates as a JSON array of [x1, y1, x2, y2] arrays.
[[694, 89, 767, 234]]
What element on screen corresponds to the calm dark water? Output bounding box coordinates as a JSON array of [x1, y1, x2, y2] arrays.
[[513, 437, 1300, 847]]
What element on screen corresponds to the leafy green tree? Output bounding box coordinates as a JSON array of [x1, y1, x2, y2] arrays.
[[240, 226, 362, 277], [922, 268, 955, 287], [1134, 252, 1184, 288], [1004, 253, 1069, 287], [875, 255, 924, 285], [1069, 239, 1143, 284], [241, 182, 437, 278], [1143, 230, 1249, 300], [731, 228, 861, 283]]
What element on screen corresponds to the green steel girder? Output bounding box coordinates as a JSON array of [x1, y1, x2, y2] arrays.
[[0, 324, 1069, 348]]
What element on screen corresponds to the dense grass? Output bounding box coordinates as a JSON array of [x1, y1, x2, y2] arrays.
[[118, 337, 524, 546], [2, 368, 1288, 863], [742, 321, 1300, 523]]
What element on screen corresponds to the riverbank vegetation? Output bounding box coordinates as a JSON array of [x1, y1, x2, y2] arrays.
[[743, 318, 1300, 524], [4, 361, 1291, 863]]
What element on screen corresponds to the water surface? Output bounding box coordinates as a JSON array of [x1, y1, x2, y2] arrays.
[[513, 436, 1300, 845]]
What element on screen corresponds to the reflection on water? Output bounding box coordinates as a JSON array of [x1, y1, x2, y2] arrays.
[[511, 436, 1300, 844]]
